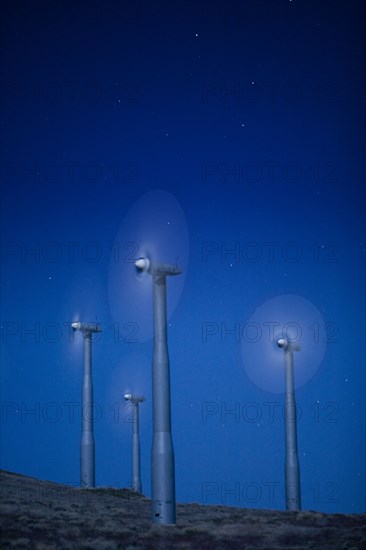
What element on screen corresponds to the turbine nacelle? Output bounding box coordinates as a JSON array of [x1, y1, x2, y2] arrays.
[[124, 392, 146, 403], [135, 257, 182, 276], [72, 322, 102, 334], [277, 338, 301, 352]]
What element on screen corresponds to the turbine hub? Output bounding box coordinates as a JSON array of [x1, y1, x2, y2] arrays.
[[135, 258, 150, 272], [277, 338, 288, 349]]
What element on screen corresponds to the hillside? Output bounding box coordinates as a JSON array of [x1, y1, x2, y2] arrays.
[[0, 470, 365, 549]]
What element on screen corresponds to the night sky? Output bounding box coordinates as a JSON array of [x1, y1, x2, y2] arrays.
[[1, 0, 365, 514]]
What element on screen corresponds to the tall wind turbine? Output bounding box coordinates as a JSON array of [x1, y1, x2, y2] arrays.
[[107, 190, 189, 521], [241, 294, 326, 510], [135, 257, 182, 525], [71, 322, 102, 488], [277, 337, 301, 511], [124, 392, 145, 493]]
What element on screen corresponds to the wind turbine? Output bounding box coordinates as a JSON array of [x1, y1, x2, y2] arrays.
[[241, 294, 326, 510], [277, 337, 301, 511], [135, 257, 182, 525], [124, 392, 145, 493], [108, 190, 189, 522], [71, 321, 102, 488]]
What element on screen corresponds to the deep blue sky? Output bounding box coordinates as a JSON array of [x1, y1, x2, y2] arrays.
[[1, 0, 365, 514]]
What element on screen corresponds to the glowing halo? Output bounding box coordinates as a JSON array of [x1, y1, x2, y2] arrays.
[[241, 294, 326, 393], [108, 190, 189, 343]]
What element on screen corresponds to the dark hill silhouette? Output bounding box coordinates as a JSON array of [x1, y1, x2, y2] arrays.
[[0, 470, 365, 549]]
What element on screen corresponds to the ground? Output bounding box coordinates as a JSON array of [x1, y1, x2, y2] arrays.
[[0, 470, 365, 549]]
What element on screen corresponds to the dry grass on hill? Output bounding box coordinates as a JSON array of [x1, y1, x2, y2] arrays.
[[1, 470, 365, 549]]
